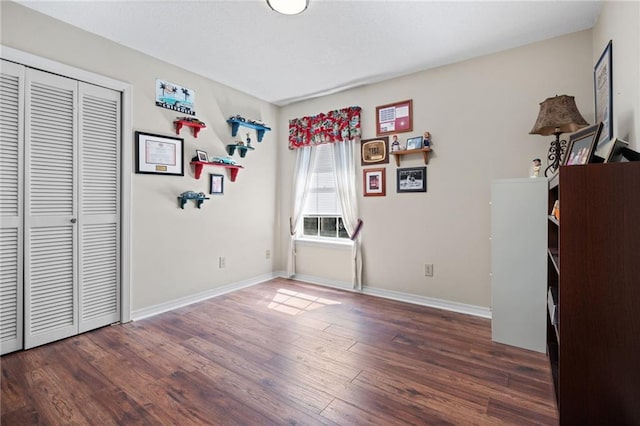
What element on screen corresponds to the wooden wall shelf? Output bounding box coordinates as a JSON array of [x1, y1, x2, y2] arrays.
[[190, 161, 244, 182], [391, 147, 432, 166]]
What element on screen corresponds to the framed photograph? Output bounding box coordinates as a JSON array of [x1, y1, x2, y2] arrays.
[[397, 167, 426, 193], [209, 173, 224, 194], [562, 122, 603, 166], [594, 40, 612, 151], [135, 131, 184, 176], [195, 149, 208, 162], [376, 99, 413, 136], [604, 138, 629, 163], [363, 168, 386, 197], [361, 137, 389, 165], [406, 136, 424, 151]]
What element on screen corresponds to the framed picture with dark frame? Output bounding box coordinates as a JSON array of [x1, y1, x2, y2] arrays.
[[397, 167, 426, 193], [594, 40, 612, 151], [363, 167, 386, 197], [376, 99, 413, 136], [195, 149, 208, 162], [209, 173, 224, 194], [604, 138, 629, 163], [563, 122, 603, 166], [135, 131, 184, 176], [360, 137, 389, 166], [406, 135, 424, 151]]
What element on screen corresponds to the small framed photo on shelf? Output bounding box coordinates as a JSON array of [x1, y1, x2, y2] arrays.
[[135, 131, 184, 176], [406, 136, 424, 151], [563, 122, 603, 166], [604, 138, 629, 163], [209, 174, 224, 195], [360, 137, 389, 166], [363, 167, 386, 197], [376, 99, 413, 136], [195, 149, 208, 162], [397, 167, 426, 193]]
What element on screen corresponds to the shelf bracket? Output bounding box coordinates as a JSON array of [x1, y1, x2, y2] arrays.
[[228, 121, 240, 137]]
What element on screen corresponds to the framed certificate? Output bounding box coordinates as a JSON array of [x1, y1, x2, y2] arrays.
[[135, 131, 184, 176]]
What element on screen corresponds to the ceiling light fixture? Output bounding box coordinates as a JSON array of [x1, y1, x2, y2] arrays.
[[267, 0, 309, 15]]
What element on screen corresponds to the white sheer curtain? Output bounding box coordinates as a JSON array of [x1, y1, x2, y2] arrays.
[[331, 140, 363, 289], [287, 105, 362, 285], [287, 146, 315, 277]]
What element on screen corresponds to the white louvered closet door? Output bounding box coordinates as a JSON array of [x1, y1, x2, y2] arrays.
[[1, 63, 121, 352], [24, 69, 79, 349], [0, 60, 25, 355], [77, 83, 120, 333]]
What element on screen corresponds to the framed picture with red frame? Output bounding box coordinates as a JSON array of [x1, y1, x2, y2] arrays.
[[363, 168, 386, 197], [376, 99, 413, 136]]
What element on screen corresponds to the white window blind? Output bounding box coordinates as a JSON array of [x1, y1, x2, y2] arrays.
[[303, 143, 341, 216], [302, 144, 348, 239]]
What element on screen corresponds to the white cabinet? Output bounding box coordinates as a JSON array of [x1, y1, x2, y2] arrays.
[[490, 178, 547, 353]]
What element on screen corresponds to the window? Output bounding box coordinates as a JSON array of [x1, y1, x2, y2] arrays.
[[301, 144, 349, 240]]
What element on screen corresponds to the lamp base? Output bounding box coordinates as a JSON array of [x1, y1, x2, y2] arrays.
[[545, 133, 566, 177]]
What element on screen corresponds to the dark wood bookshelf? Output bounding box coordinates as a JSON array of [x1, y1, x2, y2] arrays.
[[547, 162, 640, 424]]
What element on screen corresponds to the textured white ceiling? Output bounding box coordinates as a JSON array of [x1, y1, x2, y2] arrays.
[[16, 0, 602, 106]]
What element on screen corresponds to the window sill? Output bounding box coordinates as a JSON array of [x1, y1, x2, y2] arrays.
[[295, 237, 353, 250]]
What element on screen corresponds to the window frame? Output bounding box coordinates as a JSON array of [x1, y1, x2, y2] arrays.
[[297, 144, 349, 243]]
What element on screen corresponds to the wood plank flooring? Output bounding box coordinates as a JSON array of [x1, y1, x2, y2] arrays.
[[1, 278, 558, 425]]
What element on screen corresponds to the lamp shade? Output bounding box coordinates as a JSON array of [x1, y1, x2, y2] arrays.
[[529, 95, 589, 136], [267, 0, 308, 15]]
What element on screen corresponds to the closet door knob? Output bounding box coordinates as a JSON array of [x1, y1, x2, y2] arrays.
[[70, 218, 77, 224]]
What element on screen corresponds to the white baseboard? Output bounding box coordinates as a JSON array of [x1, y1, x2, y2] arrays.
[[133, 271, 491, 321], [362, 286, 491, 319], [131, 273, 277, 321], [276, 271, 492, 319]]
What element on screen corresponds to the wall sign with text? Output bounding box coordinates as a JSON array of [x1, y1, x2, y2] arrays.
[[156, 79, 196, 116]]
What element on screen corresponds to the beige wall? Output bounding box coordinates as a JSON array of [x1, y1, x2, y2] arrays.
[[1, 2, 279, 312], [2, 1, 637, 314], [279, 0, 639, 309], [593, 0, 639, 152], [278, 30, 594, 308]]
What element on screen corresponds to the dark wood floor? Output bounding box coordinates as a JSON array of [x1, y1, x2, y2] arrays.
[[1, 278, 558, 425]]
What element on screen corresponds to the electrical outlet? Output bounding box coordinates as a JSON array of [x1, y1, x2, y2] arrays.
[[265, 250, 271, 260], [424, 264, 434, 277], [219, 257, 226, 268]]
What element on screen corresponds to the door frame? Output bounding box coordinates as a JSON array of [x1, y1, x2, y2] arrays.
[[1, 45, 133, 323]]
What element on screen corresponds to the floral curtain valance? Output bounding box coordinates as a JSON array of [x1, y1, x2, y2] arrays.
[[289, 106, 361, 149]]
